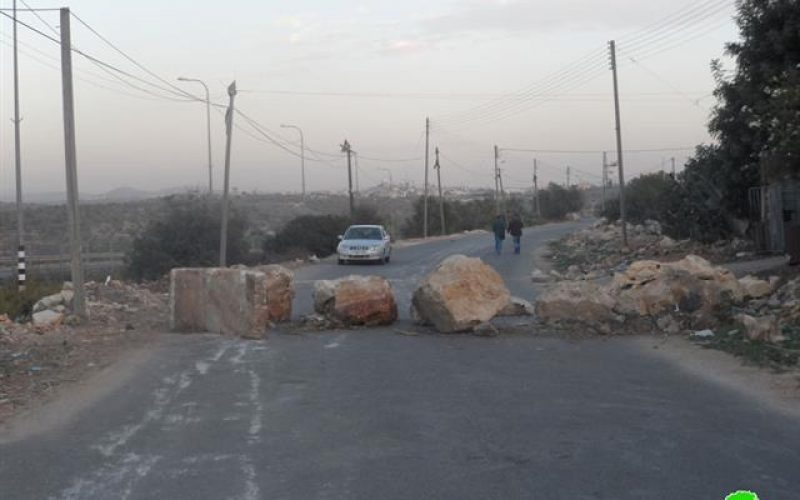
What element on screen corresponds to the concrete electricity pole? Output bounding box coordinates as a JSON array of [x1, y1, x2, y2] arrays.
[[434, 147, 445, 235], [494, 145, 500, 214], [12, 0, 26, 291], [177, 77, 213, 193], [280, 124, 305, 199], [219, 80, 237, 267], [533, 159, 541, 218], [59, 8, 85, 317], [341, 140, 354, 217], [602, 152, 607, 212], [423, 117, 430, 238], [609, 40, 628, 247], [566, 166, 571, 187]]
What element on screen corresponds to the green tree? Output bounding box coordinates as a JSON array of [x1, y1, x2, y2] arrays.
[[538, 183, 583, 220], [686, 0, 800, 223], [263, 203, 387, 258], [126, 195, 249, 281]]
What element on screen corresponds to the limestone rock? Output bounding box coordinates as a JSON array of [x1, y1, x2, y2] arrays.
[[472, 322, 499, 337], [170, 268, 279, 339], [33, 290, 74, 313], [736, 314, 780, 342], [530, 268, 550, 283], [738, 275, 776, 300], [411, 255, 511, 333], [498, 297, 535, 317], [610, 255, 744, 317], [535, 281, 616, 324], [256, 265, 294, 322], [32, 309, 64, 327], [314, 275, 397, 327], [658, 236, 678, 249]]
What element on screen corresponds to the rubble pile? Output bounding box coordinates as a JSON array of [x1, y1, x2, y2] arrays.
[[535, 254, 789, 339], [542, 219, 756, 282]]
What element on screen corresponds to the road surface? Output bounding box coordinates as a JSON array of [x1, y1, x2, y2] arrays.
[[1, 221, 799, 499]]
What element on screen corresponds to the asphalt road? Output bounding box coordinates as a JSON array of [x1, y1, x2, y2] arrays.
[[1, 222, 799, 499]]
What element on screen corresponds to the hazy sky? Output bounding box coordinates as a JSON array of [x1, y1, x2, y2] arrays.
[[0, 0, 739, 197]]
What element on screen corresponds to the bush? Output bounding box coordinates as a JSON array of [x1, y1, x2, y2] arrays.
[[126, 194, 249, 281], [264, 203, 388, 259], [538, 183, 583, 220], [264, 214, 350, 258], [600, 171, 730, 243], [0, 280, 61, 321]]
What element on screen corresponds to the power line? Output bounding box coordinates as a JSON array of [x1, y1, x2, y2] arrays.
[[0, 10, 200, 102], [500, 146, 696, 154], [69, 11, 201, 102], [435, 0, 734, 129]]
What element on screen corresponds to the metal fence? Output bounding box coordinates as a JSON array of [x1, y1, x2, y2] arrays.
[[748, 183, 800, 254]]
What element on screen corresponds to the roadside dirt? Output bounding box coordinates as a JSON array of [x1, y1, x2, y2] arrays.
[[0, 280, 169, 426], [637, 335, 800, 418]]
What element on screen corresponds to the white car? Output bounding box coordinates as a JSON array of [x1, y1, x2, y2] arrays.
[[337, 225, 392, 265]]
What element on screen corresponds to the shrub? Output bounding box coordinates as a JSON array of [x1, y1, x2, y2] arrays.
[[126, 194, 249, 281], [601, 171, 730, 243], [263, 203, 388, 259], [0, 280, 61, 321], [538, 183, 583, 220]]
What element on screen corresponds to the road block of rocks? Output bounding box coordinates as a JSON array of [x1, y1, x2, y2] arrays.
[[313, 275, 398, 327], [535, 254, 779, 335], [170, 266, 294, 339]]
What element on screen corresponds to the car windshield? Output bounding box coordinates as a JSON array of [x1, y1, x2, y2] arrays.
[[344, 227, 383, 240]]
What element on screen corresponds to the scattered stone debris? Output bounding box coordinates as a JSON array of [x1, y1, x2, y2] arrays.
[[536, 254, 770, 335], [530, 268, 551, 283], [1, 277, 169, 423], [548, 218, 757, 281], [313, 275, 397, 327], [498, 297, 535, 317], [692, 329, 715, 339], [411, 255, 511, 333]]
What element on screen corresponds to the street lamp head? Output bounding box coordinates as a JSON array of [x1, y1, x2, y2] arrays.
[[177, 76, 188, 81]]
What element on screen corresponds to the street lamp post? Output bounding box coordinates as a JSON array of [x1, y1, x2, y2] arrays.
[[378, 168, 393, 190], [281, 124, 306, 199], [177, 77, 213, 193]]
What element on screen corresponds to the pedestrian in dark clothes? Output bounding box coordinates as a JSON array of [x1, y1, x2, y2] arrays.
[[508, 214, 523, 254], [491, 214, 507, 255]]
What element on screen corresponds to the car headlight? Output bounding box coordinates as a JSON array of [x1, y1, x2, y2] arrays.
[[369, 246, 381, 253]]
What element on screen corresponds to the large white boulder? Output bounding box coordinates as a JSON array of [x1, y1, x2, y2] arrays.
[[411, 255, 511, 333]]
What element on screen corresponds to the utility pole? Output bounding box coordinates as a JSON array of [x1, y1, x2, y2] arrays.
[[177, 77, 213, 193], [671, 157, 676, 177], [498, 167, 507, 217], [566, 166, 571, 187], [59, 8, 85, 317], [280, 124, 305, 198], [423, 117, 430, 238], [434, 147, 445, 235], [602, 152, 607, 213], [354, 152, 360, 194], [609, 40, 628, 247], [341, 140, 354, 217], [219, 80, 237, 267], [494, 145, 500, 214], [12, 0, 26, 291], [533, 158, 541, 218]]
